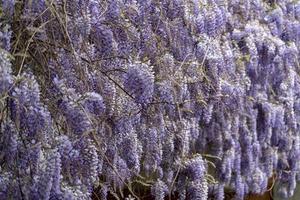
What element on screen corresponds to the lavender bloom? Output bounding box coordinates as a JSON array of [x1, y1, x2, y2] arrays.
[[151, 180, 168, 200], [204, 6, 217, 37], [143, 127, 162, 173], [0, 24, 12, 51], [124, 61, 155, 104], [35, 150, 61, 200], [295, 2, 300, 20], [105, 0, 121, 21], [202, 103, 214, 124], [214, 5, 227, 34], [140, 24, 157, 59], [218, 150, 234, 183], [112, 156, 131, 188], [10, 72, 52, 141], [195, 13, 205, 34], [120, 132, 140, 172], [186, 179, 208, 200], [248, 168, 266, 194], [3, 0, 300, 199], [51, 150, 62, 196], [0, 175, 7, 198], [0, 50, 13, 95], [234, 175, 245, 200], [1, 120, 18, 166], [57, 135, 78, 163], [264, 7, 284, 30], [23, 0, 46, 15], [81, 92, 106, 117], [156, 80, 176, 117], [214, 183, 225, 200], [75, 137, 100, 188], [2, 0, 15, 18], [67, 0, 93, 42], [61, 101, 92, 135], [99, 184, 108, 200], [183, 155, 206, 181], [91, 25, 115, 58]]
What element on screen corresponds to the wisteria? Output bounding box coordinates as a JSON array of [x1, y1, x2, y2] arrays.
[[1, 0, 300, 199]]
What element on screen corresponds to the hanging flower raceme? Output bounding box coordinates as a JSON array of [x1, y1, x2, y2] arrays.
[[2, 0, 300, 199], [124, 61, 155, 105]]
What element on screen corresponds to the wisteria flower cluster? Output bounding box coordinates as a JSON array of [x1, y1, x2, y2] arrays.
[[1, 0, 300, 199]]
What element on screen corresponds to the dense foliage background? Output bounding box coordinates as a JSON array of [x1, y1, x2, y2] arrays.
[[1, 0, 300, 199]]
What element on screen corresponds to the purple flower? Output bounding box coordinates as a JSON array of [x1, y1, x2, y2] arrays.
[[91, 25, 115, 58], [2, 0, 15, 18], [124, 61, 155, 104], [186, 179, 208, 200], [0, 50, 13, 95], [35, 150, 61, 200], [151, 180, 168, 200], [81, 92, 106, 117], [0, 25, 12, 51], [184, 156, 206, 181]]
